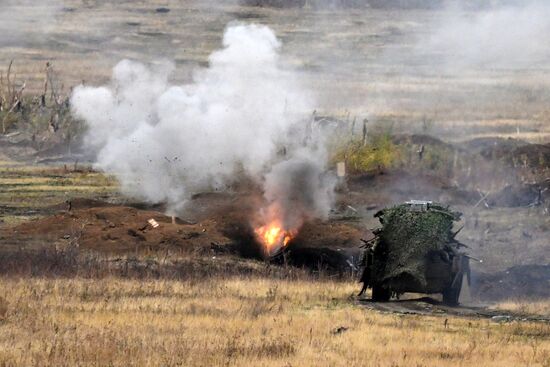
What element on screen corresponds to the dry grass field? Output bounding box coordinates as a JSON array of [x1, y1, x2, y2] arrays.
[[0, 277, 550, 367], [0, 161, 117, 227], [494, 301, 550, 318]]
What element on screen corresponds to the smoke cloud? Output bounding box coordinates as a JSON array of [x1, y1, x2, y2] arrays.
[[71, 23, 335, 234], [261, 149, 336, 228], [0, 0, 62, 47], [417, 1, 550, 70]]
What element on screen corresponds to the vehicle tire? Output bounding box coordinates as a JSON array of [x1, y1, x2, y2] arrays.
[[372, 284, 391, 302], [442, 274, 463, 306]]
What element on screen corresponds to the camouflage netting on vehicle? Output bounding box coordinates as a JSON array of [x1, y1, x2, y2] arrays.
[[373, 203, 462, 291]]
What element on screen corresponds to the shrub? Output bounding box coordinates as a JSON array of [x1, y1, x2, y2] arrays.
[[332, 132, 401, 173]]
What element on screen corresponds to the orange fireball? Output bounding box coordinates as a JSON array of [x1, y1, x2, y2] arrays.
[[254, 221, 294, 256]]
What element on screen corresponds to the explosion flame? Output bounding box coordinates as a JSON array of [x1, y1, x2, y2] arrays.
[[254, 221, 294, 256], [253, 203, 297, 257]]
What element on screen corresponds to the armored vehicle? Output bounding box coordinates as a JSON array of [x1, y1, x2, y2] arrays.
[[359, 201, 470, 305]]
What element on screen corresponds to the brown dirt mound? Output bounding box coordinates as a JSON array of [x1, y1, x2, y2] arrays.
[[463, 137, 549, 169], [270, 220, 368, 273], [347, 170, 479, 206], [487, 183, 546, 208], [5, 199, 368, 270], [464, 137, 528, 159], [5, 205, 231, 253], [473, 265, 550, 301], [392, 134, 455, 150], [292, 219, 369, 249], [507, 143, 550, 169]]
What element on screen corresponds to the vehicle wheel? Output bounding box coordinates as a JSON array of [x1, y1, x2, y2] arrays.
[[442, 274, 463, 306], [372, 284, 391, 302]]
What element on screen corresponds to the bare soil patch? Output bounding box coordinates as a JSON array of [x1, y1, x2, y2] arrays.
[[3, 204, 230, 254], [2, 196, 368, 276]]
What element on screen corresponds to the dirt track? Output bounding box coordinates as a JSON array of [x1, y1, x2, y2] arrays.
[[359, 297, 550, 323]]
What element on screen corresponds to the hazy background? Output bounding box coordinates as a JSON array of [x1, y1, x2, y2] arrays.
[[0, 0, 549, 142]]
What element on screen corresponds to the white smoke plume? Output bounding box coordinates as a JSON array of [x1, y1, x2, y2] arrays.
[[421, 1, 550, 70], [0, 0, 62, 47], [71, 23, 335, 243], [260, 150, 336, 225]]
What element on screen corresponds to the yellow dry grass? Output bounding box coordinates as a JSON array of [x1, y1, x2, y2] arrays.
[[0, 164, 117, 223], [1, 185, 116, 192], [0, 277, 549, 367], [494, 301, 550, 318]]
